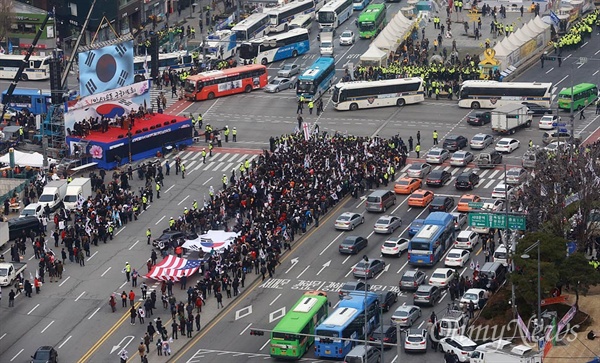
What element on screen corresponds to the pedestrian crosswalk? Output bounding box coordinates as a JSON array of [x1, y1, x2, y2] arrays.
[[160, 150, 259, 175], [397, 164, 507, 191], [149, 86, 178, 111]]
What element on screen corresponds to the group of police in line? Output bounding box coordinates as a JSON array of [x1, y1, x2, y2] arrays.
[[553, 9, 599, 53]]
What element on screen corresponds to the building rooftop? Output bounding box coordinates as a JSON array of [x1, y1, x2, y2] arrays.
[[13, 1, 47, 15]]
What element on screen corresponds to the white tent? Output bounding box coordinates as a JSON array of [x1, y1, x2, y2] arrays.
[[512, 29, 530, 45], [0, 150, 57, 168], [533, 15, 551, 31], [373, 11, 415, 51], [182, 230, 240, 253], [373, 31, 396, 51], [360, 45, 388, 67]]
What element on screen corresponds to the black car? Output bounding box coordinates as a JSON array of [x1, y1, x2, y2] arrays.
[[466, 112, 491, 126], [455, 171, 480, 190], [152, 229, 198, 250], [377, 291, 398, 312], [426, 170, 452, 187], [429, 196, 454, 212], [475, 151, 503, 169], [338, 236, 368, 254], [522, 102, 553, 116], [369, 325, 398, 349], [442, 135, 468, 152], [413, 285, 442, 306], [31, 346, 58, 363]]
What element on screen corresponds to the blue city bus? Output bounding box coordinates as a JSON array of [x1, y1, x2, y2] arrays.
[[353, 0, 371, 11], [314, 292, 380, 359], [2, 88, 77, 115], [239, 28, 310, 65], [296, 57, 336, 102], [408, 212, 455, 266]]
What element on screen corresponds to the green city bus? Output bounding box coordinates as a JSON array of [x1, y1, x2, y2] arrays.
[[357, 3, 387, 39], [270, 290, 329, 359], [557, 83, 599, 110]]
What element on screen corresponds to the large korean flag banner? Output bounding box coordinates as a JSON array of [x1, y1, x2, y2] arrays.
[[78, 40, 134, 97]]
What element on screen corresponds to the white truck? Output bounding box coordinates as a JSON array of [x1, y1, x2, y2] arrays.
[[319, 32, 334, 57], [0, 222, 9, 251], [470, 339, 542, 363], [0, 262, 27, 286], [38, 180, 68, 212], [491, 105, 533, 134], [63, 177, 92, 210]]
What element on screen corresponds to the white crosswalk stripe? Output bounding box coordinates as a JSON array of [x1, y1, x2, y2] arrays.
[[149, 87, 178, 111], [159, 150, 258, 174]]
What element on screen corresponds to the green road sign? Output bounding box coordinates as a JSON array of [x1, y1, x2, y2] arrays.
[[468, 213, 527, 230]]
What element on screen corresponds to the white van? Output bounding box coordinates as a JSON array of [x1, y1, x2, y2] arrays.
[[493, 244, 509, 266], [289, 14, 313, 34]]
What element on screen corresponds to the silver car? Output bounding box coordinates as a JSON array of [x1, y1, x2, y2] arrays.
[[373, 215, 402, 234], [407, 163, 432, 178], [450, 151, 474, 167], [425, 148, 450, 164], [335, 212, 365, 231], [353, 258, 385, 279], [277, 64, 300, 77], [469, 133, 494, 150], [505, 167, 527, 185], [391, 305, 421, 327], [451, 212, 467, 231], [264, 76, 296, 93]]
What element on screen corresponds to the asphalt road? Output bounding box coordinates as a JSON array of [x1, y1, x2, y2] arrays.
[[0, 5, 599, 363]]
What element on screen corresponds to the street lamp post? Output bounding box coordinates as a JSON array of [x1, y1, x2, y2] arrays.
[[521, 239, 542, 338], [362, 255, 369, 350]]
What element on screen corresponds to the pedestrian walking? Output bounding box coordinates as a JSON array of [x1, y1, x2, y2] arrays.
[[195, 312, 201, 331], [8, 289, 15, 307], [121, 291, 128, 307], [138, 342, 146, 362], [109, 294, 117, 312], [129, 290, 136, 306], [171, 320, 179, 339], [216, 291, 224, 309], [138, 306, 146, 324], [416, 130, 421, 144], [132, 269, 138, 287], [580, 108, 586, 120], [308, 100, 314, 115], [119, 349, 128, 363], [146, 228, 151, 245], [296, 99, 303, 114], [130, 306, 137, 325]]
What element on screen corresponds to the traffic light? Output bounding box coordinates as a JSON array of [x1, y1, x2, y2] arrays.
[[250, 330, 265, 336]]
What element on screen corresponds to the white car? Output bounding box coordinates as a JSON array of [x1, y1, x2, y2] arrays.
[[544, 141, 571, 153], [19, 202, 44, 218], [444, 248, 470, 267], [381, 236, 410, 257], [404, 328, 428, 352], [429, 268, 456, 288], [538, 115, 560, 130], [481, 198, 504, 212], [454, 230, 479, 250], [439, 335, 478, 362], [450, 151, 474, 167], [459, 288, 487, 310], [491, 183, 513, 199], [339, 30, 355, 45], [425, 148, 450, 164], [374, 215, 402, 234], [495, 138, 520, 153]]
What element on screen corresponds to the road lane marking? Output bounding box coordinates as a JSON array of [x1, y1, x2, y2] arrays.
[[165, 185, 175, 193], [269, 294, 282, 306], [119, 281, 128, 289], [203, 176, 213, 185], [545, 67, 554, 74], [41, 320, 55, 333], [297, 265, 310, 279], [10, 348, 23, 361], [28, 304, 40, 315], [342, 255, 351, 264], [88, 307, 101, 320], [260, 340, 270, 351], [155, 215, 166, 225], [178, 195, 190, 205], [58, 335, 72, 349], [0, 333, 6, 340], [240, 323, 252, 335], [319, 232, 343, 256], [101, 267, 112, 277], [170, 195, 349, 361], [397, 261, 408, 274], [128, 240, 139, 250], [555, 74, 569, 87], [75, 291, 86, 301], [87, 251, 98, 261], [114, 227, 126, 236], [59, 276, 70, 286]]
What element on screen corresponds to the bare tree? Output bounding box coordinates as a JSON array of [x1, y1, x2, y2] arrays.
[[0, 0, 13, 46]]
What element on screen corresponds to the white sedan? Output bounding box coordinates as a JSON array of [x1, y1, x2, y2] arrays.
[[339, 30, 355, 45], [429, 268, 456, 288], [374, 215, 402, 234], [444, 248, 470, 267], [538, 115, 560, 130], [495, 138, 520, 153]]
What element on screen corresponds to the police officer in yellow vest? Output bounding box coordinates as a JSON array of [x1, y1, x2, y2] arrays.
[[156, 182, 161, 199], [67, 176, 72, 183], [18, 127, 24, 141], [201, 148, 207, 163], [224, 125, 230, 142], [232, 127, 237, 142], [239, 163, 246, 177], [244, 159, 250, 170], [142, 194, 148, 210], [308, 100, 314, 115], [192, 200, 198, 210], [222, 174, 228, 189], [415, 143, 421, 158], [181, 163, 185, 179], [169, 217, 175, 230], [209, 142, 214, 156], [197, 114, 203, 129], [146, 228, 152, 244]]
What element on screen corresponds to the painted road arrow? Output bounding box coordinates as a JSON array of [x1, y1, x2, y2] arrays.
[[316, 260, 331, 276], [375, 264, 390, 280], [285, 257, 299, 273], [110, 335, 134, 354]]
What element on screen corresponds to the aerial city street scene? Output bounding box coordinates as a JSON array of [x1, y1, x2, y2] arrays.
[[0, 0, 600, 362]]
